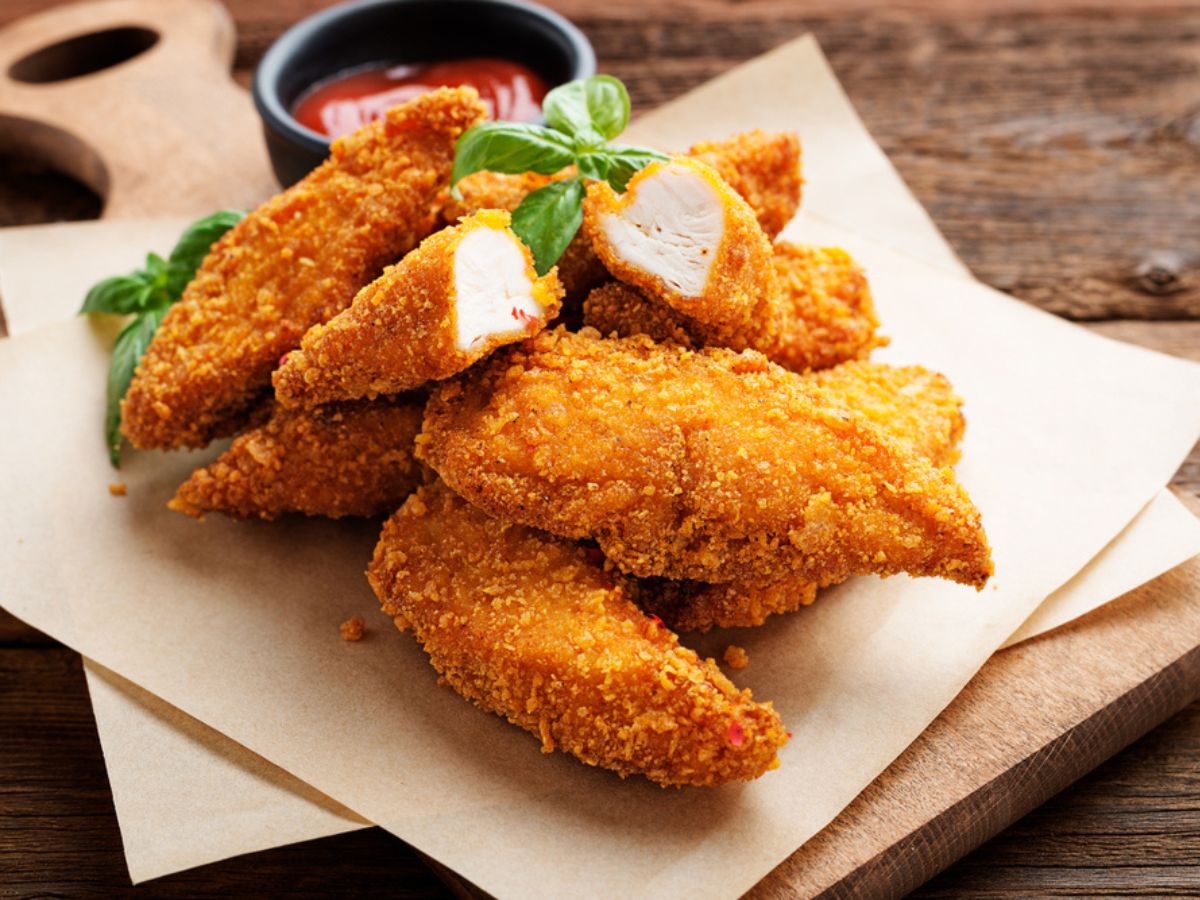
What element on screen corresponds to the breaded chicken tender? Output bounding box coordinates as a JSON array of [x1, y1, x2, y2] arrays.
[[688, 130, 802, 239], [169, 396, 425, 520], [769, 244, 883, 371], [583, 158, 773, 343], [273, 210, 563, 407], [121, 88, 487, 450], [636, 360, 967, 631], [422, 328, 992, 587], [582, 242, 882, 373], [368, 481, 788, 786]]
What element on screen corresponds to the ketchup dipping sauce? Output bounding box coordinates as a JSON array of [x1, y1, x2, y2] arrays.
[[293, 58, 549, 138]]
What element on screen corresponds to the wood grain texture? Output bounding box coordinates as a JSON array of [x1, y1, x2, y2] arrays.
[[2, 0, 1200, 897]]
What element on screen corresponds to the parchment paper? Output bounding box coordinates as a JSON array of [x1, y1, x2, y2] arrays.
[[4, 201, 1200, 897], [3, 33, 1200, 886]]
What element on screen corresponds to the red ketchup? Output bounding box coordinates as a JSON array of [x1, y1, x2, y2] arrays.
[[293, 58, 549, 138]]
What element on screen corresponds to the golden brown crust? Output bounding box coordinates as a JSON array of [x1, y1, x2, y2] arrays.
[[368, 481, 788, 786], [421, 328, 992, 587], [583, 158, 773, 341], [169, 396, 425, 520], [121, 88, 487, 450], [635, 360, 968, 631], [688, 130, 802, 239], [272, 210, 564, 407], [582, 242, 883, 374], [767, 243, 884, 371], [635, 575, 819, 633]]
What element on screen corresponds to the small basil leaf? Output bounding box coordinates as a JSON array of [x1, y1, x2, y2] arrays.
[[543, 75, 630, 142], [168, 209, 244, 273], [603, 144, 671, 192], [584, 75, 631, 141], [511, 178, 585, 276], [80, 274, 152, 315], [106, 306, 167, 467], [451, 123, 575, 196]]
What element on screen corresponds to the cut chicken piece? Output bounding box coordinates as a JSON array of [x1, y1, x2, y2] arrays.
[[169, 396, 425, 520], [273, 210, 563, 407], [582, 157, 773, 340], [368, 480, 789, 786], [121, 87, 487, 450]]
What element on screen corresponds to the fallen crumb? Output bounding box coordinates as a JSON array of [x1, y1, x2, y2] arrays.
[[108, 483, 128, 497], [340, 616, 366, 642], [723, 644, 749, 669]]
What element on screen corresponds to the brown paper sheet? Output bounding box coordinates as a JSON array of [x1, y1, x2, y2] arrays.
[[4, 208, 1200, 897], [3, 33, 1199, 886]]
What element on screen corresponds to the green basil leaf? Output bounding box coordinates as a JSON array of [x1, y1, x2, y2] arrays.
[[511, 178, 585, 276], [451, 122, 575, 196], [603, 144, 671, 192], [543, 75, 630, 142], [106, 306, 167, 467], [168, 209, 244, 273], [80, 273, 153, 315], [575, 151, 611, 183]]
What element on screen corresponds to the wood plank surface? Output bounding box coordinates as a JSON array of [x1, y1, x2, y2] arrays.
[[2, 0, 1199, 897]]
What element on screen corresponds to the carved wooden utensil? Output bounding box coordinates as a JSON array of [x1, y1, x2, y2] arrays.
[[0, 0, 279, 218]]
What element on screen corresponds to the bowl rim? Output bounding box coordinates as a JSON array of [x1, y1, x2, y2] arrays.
[[252, 0, 597, 153]]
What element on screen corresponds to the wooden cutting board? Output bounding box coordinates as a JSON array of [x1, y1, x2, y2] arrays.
[[426, 490, 1200, 899], [3, 1, 1198, 895], [0, 0, 276, 216]]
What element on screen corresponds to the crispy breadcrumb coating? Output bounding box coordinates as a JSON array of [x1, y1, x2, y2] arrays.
[[636, 576, 820, 634], [422, 328, 992, 587], [768, 243, 883, 371], [723, 645, 750, 670], [634, 360, 968, 631], [368, 481, 788, 786], [340, 617, 366, 641], [688, 130, 802, 239], [583, 158, 773, 343], [121, 88, 487, 450], [582, 242, 883, 373], [169, 396, 425, 520], [273, 210, 563, 407]]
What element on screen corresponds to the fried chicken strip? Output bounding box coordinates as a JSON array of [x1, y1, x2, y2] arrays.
[[368, 481, 788, 786], [583, 157, 773, 343], [273, 210, 563, 407], [121, 88, 487, 450], [582, 242, 882, 372], [169, 396, 425, 520], [422, 328, 992, 587], [636, 360, 967, 631]]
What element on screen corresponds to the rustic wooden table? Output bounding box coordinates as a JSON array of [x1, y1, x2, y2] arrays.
[[2, 0, 1199, 895]]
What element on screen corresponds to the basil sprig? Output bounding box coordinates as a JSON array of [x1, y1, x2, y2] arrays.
[[80, 210, 244, 466], [451, 75, 668, 274]]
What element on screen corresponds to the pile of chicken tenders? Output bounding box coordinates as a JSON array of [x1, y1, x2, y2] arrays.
[[123, 86, 992, 787]]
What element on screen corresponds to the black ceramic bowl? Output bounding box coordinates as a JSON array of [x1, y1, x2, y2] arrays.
[[252, 0, 596, 186]]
